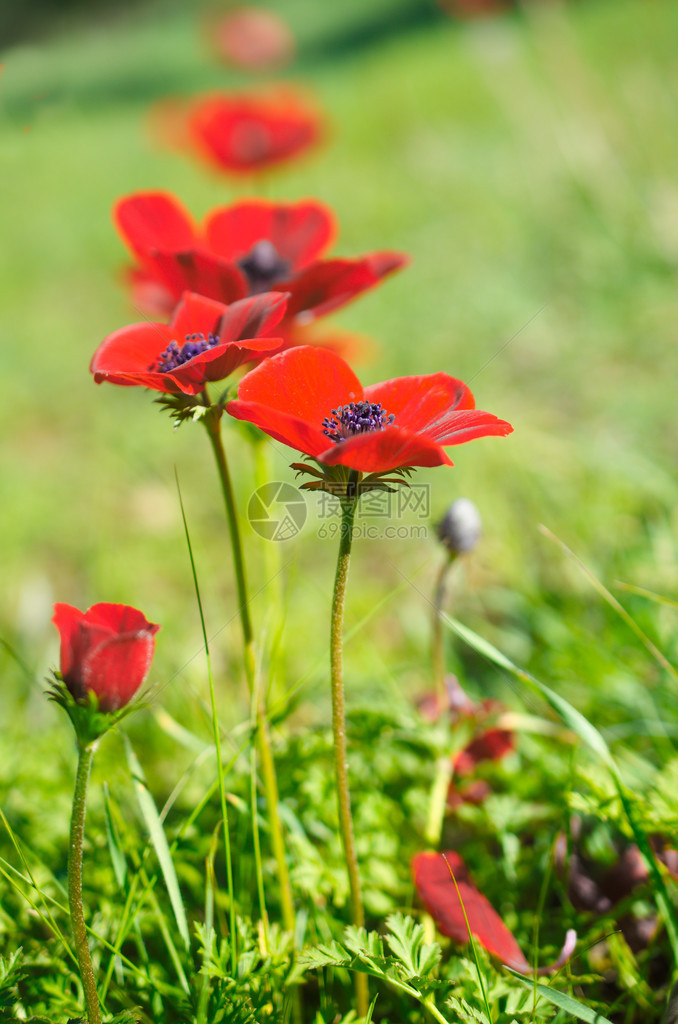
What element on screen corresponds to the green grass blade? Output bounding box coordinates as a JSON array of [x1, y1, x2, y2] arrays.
[[103, 783, 127, 889], [123, 734, 190, 949], [175, 467, 237, 972], [539, 525, 678, 682], [197, 826, 219, 1024], [507, 971, 614, 1024], [0, 808, 73, 958], [615, 581, 678, 610]]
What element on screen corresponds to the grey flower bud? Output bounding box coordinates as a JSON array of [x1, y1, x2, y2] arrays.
[[436, 498, 482, 555]]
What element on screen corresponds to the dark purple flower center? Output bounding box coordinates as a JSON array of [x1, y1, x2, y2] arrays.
[[153, 333, 220, 373], [322, 401, 395, 443], [238, 239, 291, 294]]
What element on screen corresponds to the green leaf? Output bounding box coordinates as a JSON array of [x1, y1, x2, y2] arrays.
[[123, 735, 190, 949], [297, 941, 351, 972], [385, 913, 441, 980], [507, 972, 614, 1024]]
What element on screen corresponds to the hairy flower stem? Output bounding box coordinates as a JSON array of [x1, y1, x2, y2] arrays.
[[68, 741, 102, 1024], [331, 496, 368, 1018], [203, 408, 296, 941]]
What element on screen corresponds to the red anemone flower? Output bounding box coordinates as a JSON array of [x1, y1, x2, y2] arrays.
[[90, 290, 287, 396], [155, 86, 323, 176], [53, 602, 160, 713], [114, 191, 408, 326], [227, 346, 513, 475]]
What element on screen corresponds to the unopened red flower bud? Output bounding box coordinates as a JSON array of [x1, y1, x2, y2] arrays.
[[437, 498, 482, 555], [52, 602, 160, 713]]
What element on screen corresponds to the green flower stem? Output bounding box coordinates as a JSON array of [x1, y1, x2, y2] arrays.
[[68, 740, 102, 1024], [203, 408, 296, 940], [253, 435, 286, 691], [424, 755, 453, 848], [331, 496, 368, 1018]]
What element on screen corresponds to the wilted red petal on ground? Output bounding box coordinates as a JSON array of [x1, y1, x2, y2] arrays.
[[412, 851, 530, 971], [413, 851, 576, 975], [453, 728, 514, 776]]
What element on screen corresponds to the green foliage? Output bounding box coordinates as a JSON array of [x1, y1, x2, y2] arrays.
[[299, 915, 448, 1022], [0, 950, 25, 1011], [191, 919, 296, 1023]]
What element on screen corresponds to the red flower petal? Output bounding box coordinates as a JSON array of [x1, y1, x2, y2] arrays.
[[114, 192, 198, 260], [228, 346, 364, 455], [81, 603, 158, 634], [146, 249, 247, 307], [413, 851, 530, 972], [453, 728, 515, 776], [81, 631, 157, 712], [318, 425, 453, 473], [170, 291, 239, 338], [90, 321, 173, 386], [52, 603, 98, 685], [413, 851, 577, 976], [227, 399, 331, 456], [215, 291, 289, 343], [365, 373, 476, 423], [205, 199, 335, 269], [429, 409, 515, 447], [283, 252, 408, 320], [365, 375, 511, 445]]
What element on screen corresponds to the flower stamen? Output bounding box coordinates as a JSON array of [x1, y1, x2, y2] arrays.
[[238, 239, 291, 294], [153, 332, 220, 372], [322, 400, 395, 444]]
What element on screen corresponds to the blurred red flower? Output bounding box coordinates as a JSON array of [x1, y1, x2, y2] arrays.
[[227, 346, 513, 474], [114, 192, 408, 329], [206, 7, 295, 71], [90, 290, 287, 395], [154, 86, 323, 176], [52, 603, 160, 713]]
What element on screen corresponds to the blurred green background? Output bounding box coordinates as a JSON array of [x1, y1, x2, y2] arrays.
[[2, 0, 678, 746]]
